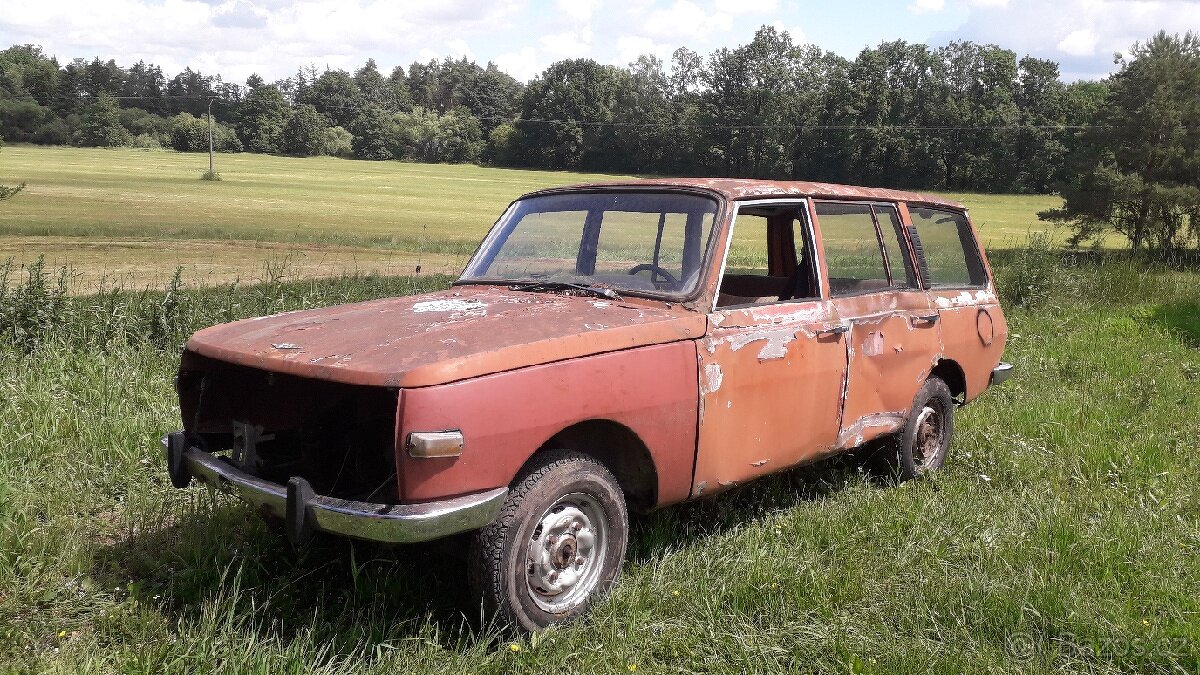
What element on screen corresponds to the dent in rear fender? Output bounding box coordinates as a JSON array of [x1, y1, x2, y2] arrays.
[[393, 342, 700, 506]]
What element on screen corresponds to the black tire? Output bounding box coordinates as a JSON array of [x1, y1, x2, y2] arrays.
[[892, 377, 955, 480], [468, 450, 629, 632]]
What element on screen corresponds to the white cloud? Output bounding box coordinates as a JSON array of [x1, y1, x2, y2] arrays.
[[1, 0, 525, 82], [769, 19, 807, 44], [540, 29, 594, 60], [493, 46, 540, 81], [445, 39, 476, 62], [640, 0, 734, 41], [945, 0, 1200, 80], [1057, 29, 1099, 56], [616, 35, 674, 65], [558, 0, 603, 22], [713, 0, 780, 13]]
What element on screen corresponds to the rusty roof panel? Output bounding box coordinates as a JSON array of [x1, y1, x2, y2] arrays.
[[525, 178, 964, 210]]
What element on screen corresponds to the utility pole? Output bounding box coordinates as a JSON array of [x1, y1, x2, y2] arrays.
[[207, 98, 215, 176]]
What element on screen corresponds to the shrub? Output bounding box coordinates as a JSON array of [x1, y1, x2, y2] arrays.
[[131, 133, 162, 149], [280, 104, 329, 156], [0, 256, 69, 353], [321, 126, 353, 157], [995, 232, 1057, 310], [170, 113, 242, 153]]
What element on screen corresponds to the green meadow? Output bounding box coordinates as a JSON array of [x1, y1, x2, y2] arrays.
[[0, 145, 1066, 289]]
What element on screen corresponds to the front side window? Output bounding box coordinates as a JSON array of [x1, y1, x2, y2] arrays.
[[908, 207, 988, 288], [816, 202, 915, 296], [460, 191, 719, 298], [716, 204, 818, 308]]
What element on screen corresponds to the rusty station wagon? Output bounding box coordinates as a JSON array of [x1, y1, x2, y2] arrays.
[[163, 179, 1013, 631]]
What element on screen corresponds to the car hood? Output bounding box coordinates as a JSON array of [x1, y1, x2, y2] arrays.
[[185, 286, 707, 388]]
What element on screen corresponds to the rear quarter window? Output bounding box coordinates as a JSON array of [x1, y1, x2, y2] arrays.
[[909, 207, 988, 288]]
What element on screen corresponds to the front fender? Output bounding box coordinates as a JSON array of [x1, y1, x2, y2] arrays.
[[393, 341, 700, 507]]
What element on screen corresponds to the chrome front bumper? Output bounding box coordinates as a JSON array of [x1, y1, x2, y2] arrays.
[[164, 432, 507, 545], [991, 362, 1015, 386]]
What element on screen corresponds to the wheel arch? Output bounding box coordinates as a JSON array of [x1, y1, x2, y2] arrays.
[[930, 358, 967, 403], [532, 419, 659, 513]]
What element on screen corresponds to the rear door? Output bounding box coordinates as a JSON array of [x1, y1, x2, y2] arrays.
[[816, 201, 943, 449], [907, 205, 1006, 401]]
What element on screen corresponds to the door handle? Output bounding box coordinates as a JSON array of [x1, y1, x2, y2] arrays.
[[910, 313, 940, 326], [816, 324, 849, 337]]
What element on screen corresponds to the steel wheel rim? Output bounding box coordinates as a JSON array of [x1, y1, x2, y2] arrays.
[[912, 404, 944, 471], [525, 492, 609, 613]]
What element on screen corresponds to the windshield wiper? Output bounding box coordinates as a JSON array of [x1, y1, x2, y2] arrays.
[[508, 280, 621, 300]]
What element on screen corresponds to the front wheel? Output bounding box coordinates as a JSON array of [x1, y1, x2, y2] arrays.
[[468, 450, 629, 632]]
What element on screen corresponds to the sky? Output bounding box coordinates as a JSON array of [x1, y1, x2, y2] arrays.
[[2, 0, 1199, 84]]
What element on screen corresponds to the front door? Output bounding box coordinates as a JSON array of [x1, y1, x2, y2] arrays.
[[692, 201, 848, 497]]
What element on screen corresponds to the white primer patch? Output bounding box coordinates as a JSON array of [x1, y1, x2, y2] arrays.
[[728, 328, 797, 360], [412, 299, 488, 313], [935, 289, 997, 308], [701, 363, 724, 394], [747, 305, 823, 325], [862, 331, 885, 357]]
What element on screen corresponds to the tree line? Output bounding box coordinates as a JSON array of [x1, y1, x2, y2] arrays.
[[0, 28, 1196, 251], [1, 27, 1102, 193]]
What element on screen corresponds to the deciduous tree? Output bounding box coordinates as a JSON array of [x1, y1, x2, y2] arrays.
[[1042, 31, 1200, 252]]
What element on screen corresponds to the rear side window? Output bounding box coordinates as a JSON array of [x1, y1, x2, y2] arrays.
[[816, 202, 915, 296], [909, 207, 988, 288]]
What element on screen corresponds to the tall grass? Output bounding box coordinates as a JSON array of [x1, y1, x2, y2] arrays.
[[1, 246, 1198, 673], [0, 256, 454, 354]]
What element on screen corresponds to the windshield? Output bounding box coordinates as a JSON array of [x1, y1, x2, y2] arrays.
[[459, 191, 720, 298]]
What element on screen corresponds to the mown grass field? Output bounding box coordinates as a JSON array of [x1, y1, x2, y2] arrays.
[[1, 146, 1196, 673], [0, 145, 1068, 289]]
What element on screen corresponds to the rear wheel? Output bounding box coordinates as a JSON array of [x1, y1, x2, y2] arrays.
[[893, 377, 955, 480], [468, 450, 628, 632]]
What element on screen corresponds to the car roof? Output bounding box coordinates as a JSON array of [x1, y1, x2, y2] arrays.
[[524, 178, 965, 211]]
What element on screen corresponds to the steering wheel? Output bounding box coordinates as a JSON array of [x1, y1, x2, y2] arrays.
[[627, 263, 679, 285]]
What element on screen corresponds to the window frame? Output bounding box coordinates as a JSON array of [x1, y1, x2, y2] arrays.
[[711, 198, 821, 312], [906, 205, 989, 290], [814, 199, 919, 298], [456, 187, 726, 302]]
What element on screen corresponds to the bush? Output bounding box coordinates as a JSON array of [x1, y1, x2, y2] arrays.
[[32, 118, 72, 145], [484, 121, 523, 165], [119, 108, 172, 146], [170, 113, 242, 153], [280, 104, 329, 156], [131, 133, 162, 149], [0, 256, 68, 353], [995, 232, 1057, 310], [321, 126, 353, 157], [350, 106, 396, 160], [75, 93, 131, 147], [0, 98, 54, 142], [392, 106, 483, 164]]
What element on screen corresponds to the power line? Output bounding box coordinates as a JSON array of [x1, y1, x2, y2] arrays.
[[79, 94, 1109, 131]]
